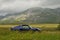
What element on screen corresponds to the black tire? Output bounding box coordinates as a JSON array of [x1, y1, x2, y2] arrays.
[[11, 28, 13, 30]]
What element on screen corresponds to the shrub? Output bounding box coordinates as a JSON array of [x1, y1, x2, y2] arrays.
[[57, 24, 60, 30]]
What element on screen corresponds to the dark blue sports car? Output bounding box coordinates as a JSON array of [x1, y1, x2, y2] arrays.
[[11, 25, 42, 31]]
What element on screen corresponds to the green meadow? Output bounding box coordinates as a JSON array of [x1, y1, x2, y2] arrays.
[[0, 24, 60, 40]]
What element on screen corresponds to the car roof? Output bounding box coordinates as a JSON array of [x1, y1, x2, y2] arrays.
[[21, 25, 29, 26]]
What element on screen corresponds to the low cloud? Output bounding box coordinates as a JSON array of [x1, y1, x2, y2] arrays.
[[0, 0, 60, 15], [0, 0, 41, 15], [41, 0, 60, 8]]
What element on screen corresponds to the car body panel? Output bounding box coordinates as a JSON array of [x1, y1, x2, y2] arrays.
[[11, 25, 41, 31]]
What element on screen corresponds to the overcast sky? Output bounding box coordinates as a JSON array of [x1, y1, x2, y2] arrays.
[[0, 0, 60, 16]]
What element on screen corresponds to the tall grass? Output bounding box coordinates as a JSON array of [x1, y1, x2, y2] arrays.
[[0, 27, 60, 40]]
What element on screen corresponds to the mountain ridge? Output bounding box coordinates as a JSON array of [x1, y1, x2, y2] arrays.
[[0, 7, 60, 24]]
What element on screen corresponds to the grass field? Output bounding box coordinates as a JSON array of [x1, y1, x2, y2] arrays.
[[0, 24, 60, 40], [0, 24, 59, 28]]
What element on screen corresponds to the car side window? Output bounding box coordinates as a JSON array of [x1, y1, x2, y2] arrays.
[[22, 26, 29, 29]]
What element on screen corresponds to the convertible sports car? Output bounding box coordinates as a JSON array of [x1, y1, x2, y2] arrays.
[[11, 25, 42, 32]]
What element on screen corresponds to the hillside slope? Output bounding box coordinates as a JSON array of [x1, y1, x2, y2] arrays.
[[0, 7, 60, 24]]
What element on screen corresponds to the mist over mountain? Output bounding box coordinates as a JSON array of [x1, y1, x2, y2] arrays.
[[22, 7, 60, 24], [0, 7, 60, 24]]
